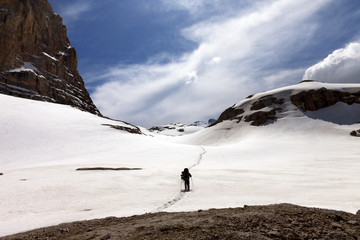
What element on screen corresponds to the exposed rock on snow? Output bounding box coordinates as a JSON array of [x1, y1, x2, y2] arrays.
[[149, 122, 207, 136], [102, 124, 142, 135], [244, 108, 282, 126], [350, 129, 360, 137], [0, 0, 100, 115], [290, 87, 360, 111], [213, 106, 245, 125], [250, 95, 285, 111], [213, 95, 285, 126], [212, 81, 360, 126], [76, 167, 142, 171]]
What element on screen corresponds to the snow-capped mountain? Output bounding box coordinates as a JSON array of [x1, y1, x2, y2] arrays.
[[184, 81, 360, 145], [213, 80, 360, 127]]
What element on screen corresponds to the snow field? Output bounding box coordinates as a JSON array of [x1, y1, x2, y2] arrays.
[[0, 94, 202, 236], [172, 136, 360, 213], [1, 86, 360, 236]]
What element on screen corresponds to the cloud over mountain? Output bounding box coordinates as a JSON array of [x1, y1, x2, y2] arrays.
[[92, 0, 331, 127], [303, 42, 360, 83]]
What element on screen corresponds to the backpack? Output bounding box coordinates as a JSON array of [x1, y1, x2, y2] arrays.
[[181, 168, 189, 180]]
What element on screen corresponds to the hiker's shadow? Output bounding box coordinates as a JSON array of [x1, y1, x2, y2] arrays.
[[181, 190, 192, 193]]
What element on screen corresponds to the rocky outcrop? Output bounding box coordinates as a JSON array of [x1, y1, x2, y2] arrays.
[[213, 95, 284, 126], [350, 129, 360, 137], [290, 87, 360, 112], [0, 0, 100, 115], [250, 96, 284, 111], [102, 124, 142, 135], [244, 108, 282, 126], [212, 106, 245, 125]]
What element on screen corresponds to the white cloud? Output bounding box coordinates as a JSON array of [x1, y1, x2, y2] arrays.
[[185, 71, 199, 84], [206, 57, 222, 65], [58, 1, 94, 24], [92, 0, 331, 127], [161, 0, 207, 11], [303, 42, 360, 83], [160, 0, 224, 15]]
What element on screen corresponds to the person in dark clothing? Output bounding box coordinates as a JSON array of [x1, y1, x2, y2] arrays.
[[181, 168, 192, 191]]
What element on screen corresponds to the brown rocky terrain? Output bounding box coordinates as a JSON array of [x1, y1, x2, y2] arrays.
[[212, 94, 286, 126], [2, 204, 360, 240], [0, 0, 100, 115], [290, 87, 360, 112]]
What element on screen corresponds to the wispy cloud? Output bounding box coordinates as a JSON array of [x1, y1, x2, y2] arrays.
[[159, 0, 261, 18], [92, 0, 333, 127], [303, 41, 360, 83], [57, 1, 94, 24], [160, 0, 227, 15]]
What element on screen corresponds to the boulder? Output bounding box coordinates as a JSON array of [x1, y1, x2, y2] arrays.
[[350, 130, 360, 137]]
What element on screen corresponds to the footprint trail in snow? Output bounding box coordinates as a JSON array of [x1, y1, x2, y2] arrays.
[[154, 147, 206, 212]]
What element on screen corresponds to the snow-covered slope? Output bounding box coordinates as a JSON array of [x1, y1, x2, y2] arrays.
[[184, 81, 360, 145], [0, 94, 202, 236], [1, 82, 360, 237]]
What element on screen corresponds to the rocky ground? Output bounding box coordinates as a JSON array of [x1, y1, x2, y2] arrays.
[[2, 204, 360, 240]]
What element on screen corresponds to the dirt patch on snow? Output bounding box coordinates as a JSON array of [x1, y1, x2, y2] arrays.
[[76, 167, 142, 171], [102, 124, 142, 135], [2, 204, 360, 239]]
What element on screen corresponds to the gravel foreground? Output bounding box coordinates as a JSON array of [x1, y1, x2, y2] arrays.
[[2, 204, 360, 240]]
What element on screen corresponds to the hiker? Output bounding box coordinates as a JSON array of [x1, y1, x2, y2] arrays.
[[181, 168, 192, 191]]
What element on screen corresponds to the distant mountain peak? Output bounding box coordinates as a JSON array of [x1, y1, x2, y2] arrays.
[[149, 119, 216, 136]]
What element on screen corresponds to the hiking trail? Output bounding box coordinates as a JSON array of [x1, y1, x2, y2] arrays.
[[154, 146, 206, 212]]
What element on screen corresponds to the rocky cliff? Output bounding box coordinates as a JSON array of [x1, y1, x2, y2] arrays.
[[0, 0, 100, 115]]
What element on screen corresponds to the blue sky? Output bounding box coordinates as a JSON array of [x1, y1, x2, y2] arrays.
[[48, 0, 360, 127]]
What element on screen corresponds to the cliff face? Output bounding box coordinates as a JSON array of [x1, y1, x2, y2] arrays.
[[0, 0, 100, 115]]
